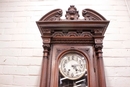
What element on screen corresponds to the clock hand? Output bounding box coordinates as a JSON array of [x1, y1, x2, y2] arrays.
[[71, 65, 79, 72], [71, 64, 80, 68], [71, 65, 76, 69], [72, 64, 80, 66]]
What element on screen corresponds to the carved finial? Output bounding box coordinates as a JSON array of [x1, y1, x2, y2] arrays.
[[65, 5, 79, 20]]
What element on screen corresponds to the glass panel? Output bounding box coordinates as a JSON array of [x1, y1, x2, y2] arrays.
[[58, 53, 88, 87], [58, 71, 88, 87]]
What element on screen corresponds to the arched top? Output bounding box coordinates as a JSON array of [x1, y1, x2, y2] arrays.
[[57, 49, 90, 63], [39, 9, 62, 21], [82, 9, 106, 20], [38, 5, 107, 21]]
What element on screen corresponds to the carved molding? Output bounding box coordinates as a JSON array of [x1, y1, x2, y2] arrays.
[[52, 32, 93, 44], [52, 32, 64, 37], [52, 32, 93, 38], [82, 9, 106, 20], [81, 32, 93, 37], [94, 29, 103, 35], [65, 5, 79, 20], [67, 32, 79, 37], [52, 40, 93, 44], [42, 29, 51, 34]]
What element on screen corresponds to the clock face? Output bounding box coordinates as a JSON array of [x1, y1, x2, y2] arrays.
[[59, 53, 86, 80]]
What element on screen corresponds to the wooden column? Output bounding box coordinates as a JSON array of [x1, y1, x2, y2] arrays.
[[39, 29, 51, 87], [95, 38, 106, 87], [40, 44, 50, 87]]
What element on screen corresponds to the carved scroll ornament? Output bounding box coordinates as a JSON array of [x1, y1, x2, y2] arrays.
[[82, 9, 106, 20], [39, 9, 62, 21]]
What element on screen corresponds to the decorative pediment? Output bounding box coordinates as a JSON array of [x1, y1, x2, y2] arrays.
[[36, 5, 109, 44], [38, 5, 106, 21], [39, 9, 62, 21]]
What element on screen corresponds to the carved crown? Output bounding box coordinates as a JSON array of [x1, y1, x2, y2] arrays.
[[36, 5, 109, 44], [38, 5, 107, 21]]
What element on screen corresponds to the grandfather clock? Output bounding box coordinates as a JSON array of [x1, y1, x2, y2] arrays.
[[36, 5, 109, 87]]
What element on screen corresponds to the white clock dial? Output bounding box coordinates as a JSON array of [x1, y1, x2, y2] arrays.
[[59, 53, 86, 80]]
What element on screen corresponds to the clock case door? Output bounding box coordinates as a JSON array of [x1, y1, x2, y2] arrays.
[[51, 45, 96, 87], [36, 6, 109, 87]]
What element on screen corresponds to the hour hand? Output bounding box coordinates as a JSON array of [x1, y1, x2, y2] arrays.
[[71, 65, 78, 71], [71, 65, 74, 67], [71, 65, 76, 68]]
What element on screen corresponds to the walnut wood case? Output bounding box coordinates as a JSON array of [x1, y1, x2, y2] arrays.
[[36, 5, 109, 87]]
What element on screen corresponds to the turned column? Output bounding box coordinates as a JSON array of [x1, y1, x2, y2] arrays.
[[95, 38, 106, 87], [40, 29, 51, 87], [40, 44, 50, 87]]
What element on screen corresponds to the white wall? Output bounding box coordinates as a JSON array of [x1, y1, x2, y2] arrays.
[[0, 0, 130, 87]]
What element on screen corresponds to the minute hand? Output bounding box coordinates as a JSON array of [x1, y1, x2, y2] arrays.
[[71, 64, 80, 71]]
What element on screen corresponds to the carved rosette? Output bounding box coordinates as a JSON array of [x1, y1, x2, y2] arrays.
[[65, 5, 79, 20]]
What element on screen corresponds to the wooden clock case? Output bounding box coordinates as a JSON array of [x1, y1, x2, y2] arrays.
[[36, 5, 109, 87]]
